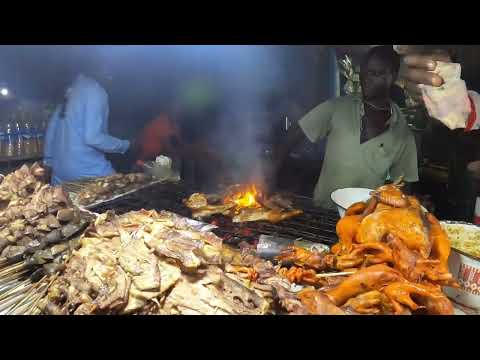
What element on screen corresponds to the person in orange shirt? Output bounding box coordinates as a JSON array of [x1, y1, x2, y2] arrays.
[[133, 106, 231, 189], [136, 113, 181, 162]]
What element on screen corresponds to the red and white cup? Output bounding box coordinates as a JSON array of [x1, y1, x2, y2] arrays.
[[474, 197, 480, 225]]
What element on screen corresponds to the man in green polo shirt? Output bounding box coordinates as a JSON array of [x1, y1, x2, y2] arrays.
[[276, 46, 418, 209]]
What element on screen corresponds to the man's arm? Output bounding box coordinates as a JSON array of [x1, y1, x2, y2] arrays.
[[274, 122, 306, 169], [274, 99, 337, 170], [84, 92, 130, 154]]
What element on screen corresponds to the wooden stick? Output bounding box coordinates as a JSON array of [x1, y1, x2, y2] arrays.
[[315, 271, 356, 278], [6, 275, 46, 315], [0, 289, 33, 313], [23, 274, 58, 315], [0, 269, 30, 286], [0, 262, 26, 277], [0, 279, 32, 301]]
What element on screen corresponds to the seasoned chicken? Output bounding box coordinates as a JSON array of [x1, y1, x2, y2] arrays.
[[357, 207, 431, 258], [335, 214, 363, 254], [343, 290, 394, 315], [276, 245, 333, 271], [335, 242, 393, 270], [325, 264, 404, 307], [382, 281, 454, 315], [297, 288, 345, 315]]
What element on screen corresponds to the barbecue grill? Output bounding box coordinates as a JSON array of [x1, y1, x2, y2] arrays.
[[89, 182, 340, 246]]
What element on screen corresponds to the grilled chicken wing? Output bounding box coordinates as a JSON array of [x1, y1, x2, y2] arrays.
[[370, 185, 410, 208], [344, 202, 367, 216]]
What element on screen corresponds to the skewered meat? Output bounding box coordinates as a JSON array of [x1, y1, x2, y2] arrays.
[[276, 245, 333, 271], [1, 245, 26, 259], [0, 239, 9, 253], [277, 266, 322, 287], [0, 163, 45, 203], [56, 208, 75, 222], [74, 173, 151, 206], [43, 263, 66, 276]]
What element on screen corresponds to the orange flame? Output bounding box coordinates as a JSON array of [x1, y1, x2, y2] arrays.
[[224, 184, 262, 209]]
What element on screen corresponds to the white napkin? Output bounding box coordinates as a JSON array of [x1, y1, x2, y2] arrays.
[[420, 62, 471, 130]]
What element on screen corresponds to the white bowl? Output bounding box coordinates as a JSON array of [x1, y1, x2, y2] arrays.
[[441, 221, 480, 310], [331, 188, 374, 218]]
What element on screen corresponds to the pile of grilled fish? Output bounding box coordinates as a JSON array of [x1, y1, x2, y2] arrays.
[[39, 209, 312, 315], [0, 163, 90, 279], [74, 173, 151, 207]]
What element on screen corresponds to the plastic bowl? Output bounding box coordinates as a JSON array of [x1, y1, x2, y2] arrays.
[[331, 188, 373, 218], [441, 221, 480, 310]]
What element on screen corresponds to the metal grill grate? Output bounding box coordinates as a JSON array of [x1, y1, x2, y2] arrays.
[[89, 183, 340, 246]]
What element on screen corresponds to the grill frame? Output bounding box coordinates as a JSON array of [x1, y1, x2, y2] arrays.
[[88, 183, 340, 246]]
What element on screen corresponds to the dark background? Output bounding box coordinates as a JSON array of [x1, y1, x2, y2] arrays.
[[2, 45, 480, 221]]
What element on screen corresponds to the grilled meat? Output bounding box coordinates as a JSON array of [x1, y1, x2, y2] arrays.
[[74, 173, 151, 206], [184, 187, 303, 224]]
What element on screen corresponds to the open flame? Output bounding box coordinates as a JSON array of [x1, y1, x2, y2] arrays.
[[224, 184, 262, 209]]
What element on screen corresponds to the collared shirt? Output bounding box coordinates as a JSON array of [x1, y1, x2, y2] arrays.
[[44, 75, 130, 185], [299, 95, 418, 209]]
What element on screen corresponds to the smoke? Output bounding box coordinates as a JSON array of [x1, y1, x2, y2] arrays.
[[1, 45, 325, 191], [209, 46, 286, 189], [96, 45, 288, 190]]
